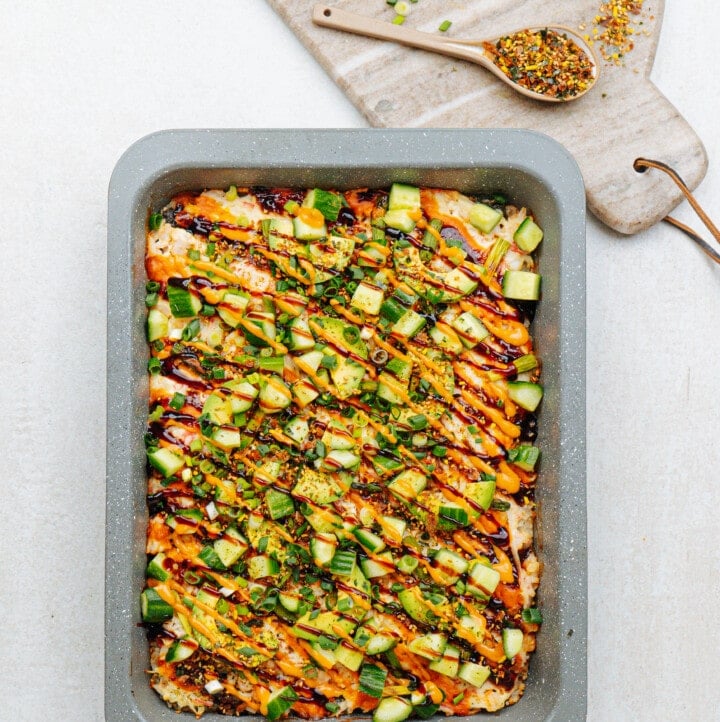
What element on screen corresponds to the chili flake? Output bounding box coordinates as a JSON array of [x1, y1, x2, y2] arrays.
[[483, 28, 595, 100]]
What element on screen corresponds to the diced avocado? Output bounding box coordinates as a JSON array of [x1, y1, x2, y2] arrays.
[[443, 267, 479, 297], [468, 560, 501, 597], [167, 283, 202, 318], [397, 587, 437, 625], [458, 614, 486, 642], [514, 217, 543, 252], [217, 289, 250, 328], [213, 535, 247, 567], [407, 633, 447, 661], [458, 661, 491, 688], [428, 643, 460, 678], [292, 611, 356, 642], [465, 480, 496, 514], [303, 188, 343, 221], [330, 357, 366, 399], [308, 641, 337, 668], [148, 447, 184, 478], [311, 316, 368, 359], [147, 308, 169, 342], [351, 282, 384, 316], [202, 393, 232, 425], [391, 309, 426, 338], [293, 467, 344, 505], [377, 372, 408, 406], [288, 316, 315, 351], [387, 469, 427, 501], [242, 296, 276, 347], [451, 311, 490, 348], [507, 381, 543, 412], [388, 183, 421, 211], [502, 628, 523, 659], [383, 209, 416, 233], [468, 203, 502, 233], [502, 270, 541, 301], [321, 420, 355, 451], [308, 235, 355, 271], [334, 643, 364, 671], [429, 323, 464, 355]]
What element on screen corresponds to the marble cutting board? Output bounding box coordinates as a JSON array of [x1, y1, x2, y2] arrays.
[[266, 0, 707, 234]]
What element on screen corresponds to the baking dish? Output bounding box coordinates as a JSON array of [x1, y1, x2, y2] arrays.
[[106, 128, 587, 722]]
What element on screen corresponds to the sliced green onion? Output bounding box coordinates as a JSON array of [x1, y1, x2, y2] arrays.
[[259, 356, 285, 373], [169, 392, 186, 411], [182, 319, 200, 342], [359, 664, 387, 698], [149, 213, 163, 231], [513, 353, 538, 373], [521, 607, 543, 624], [146, 280, 161, 292], [431, 445, 448, 457], [145, 292, 159, 307], [439, 20, 452, 32], [392, 14, 405, 24], [397, 555, 418, 574], [408, 414, 428, 431], [187, 249, 201, 261], [343, 326, 360, 343], [148, 358, 161, 374]]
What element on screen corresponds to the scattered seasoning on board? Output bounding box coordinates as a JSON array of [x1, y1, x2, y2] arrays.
[[482, 28, 595, 99], [580, 0, 646, 64]]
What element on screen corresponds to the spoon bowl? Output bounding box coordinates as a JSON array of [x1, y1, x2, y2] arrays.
[[312, 4, 600, 102]]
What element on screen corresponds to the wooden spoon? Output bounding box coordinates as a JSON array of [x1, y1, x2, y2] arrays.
[[312, 4, 599, 102]]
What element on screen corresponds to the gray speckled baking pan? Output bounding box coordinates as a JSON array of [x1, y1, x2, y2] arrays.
[[106, 129, 586, 722]]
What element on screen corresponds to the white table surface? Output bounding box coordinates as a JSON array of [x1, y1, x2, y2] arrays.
[[2, 2, 719, 720]]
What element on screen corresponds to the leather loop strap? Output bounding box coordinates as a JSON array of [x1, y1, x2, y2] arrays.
[[634, 158, 720, 265]]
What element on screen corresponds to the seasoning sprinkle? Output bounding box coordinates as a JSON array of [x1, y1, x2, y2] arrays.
[[584, 0, 645, 64], [483, 28, 595, 100]]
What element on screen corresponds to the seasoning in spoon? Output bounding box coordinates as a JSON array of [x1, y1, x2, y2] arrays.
[[483, 28, 595, 99]]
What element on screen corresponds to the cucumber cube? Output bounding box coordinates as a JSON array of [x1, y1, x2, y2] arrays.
[[514, 217, 544, 252], [502, 270, 541, 300], [388, 183, 421, 211], [351, 282, 385, 315], [469, 203, 502, 233], [452, 311, 490, 347], [507, 381, 544, 412]]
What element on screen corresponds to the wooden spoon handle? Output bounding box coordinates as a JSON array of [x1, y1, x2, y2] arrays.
[[312, 4, 486, 65]]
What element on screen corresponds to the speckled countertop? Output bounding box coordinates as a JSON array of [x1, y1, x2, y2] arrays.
[[2, 2, 719, 721]]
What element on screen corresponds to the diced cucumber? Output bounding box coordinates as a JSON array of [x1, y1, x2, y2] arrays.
[[507, 381, 544, 412], [508, 445, 540, 471], [502, 628, 523, 659], [146, 552, 170, 582], [387, 469, 427, 501], [213, 535, 247, 567], [372, 454, 404, 477], [468, 203, 502, 233], [224, 379, 258, 413], [328, 550, 356, 577], [147, 447, 184, 478], [452, 311, 490, 348], [217, 289, 250, 328], [380, 297, 408, 324], [292, 379, 320, 408], [458, 661, 491, 687], [384, 209, 416, 233], [382, 515, 406, 542], [247, 555, 280, 579], [211, 426, 241, 450], [373, 697, 412, 722], [437, 503, 469, 531], [167, 283, 202, 318], [262, 217, 294, 250], [309, 641, 337, 668], [322, 449, 361, 470], [352, 528, 386, 553], [322, 421, 355, 450], [385, 357, 412, 380], [514, 217, 543, 252], [304, 188, 343, 221], [407, 633, 447, 661], [253, 459, 282, 486], [388, 183, 421, 211], [198, 545, 226, 570], [140, 588, 173, 623], [279, 591, 300, 612], [147, 308, 169, 342], [428, 643, 460, 678], [334, 643, 364, 672], [284, 416, 310, 444], [289, 316, 315, 351], [310, 534, 337, 568], [292, 611, 356, 641], [274, 291, 307, 318], [429, 323, 464, 355], [258, 375, 292, 413], [293, 213, 327, 241], [391, 310, 426, 338], [360, 552, 394, 578], [351, 282, 385, 315], [165, 638, 197, 663], [265, 489, 295, 520], [458, 614, 486, 642], [366, 634, 397, 655], [433, 548, 469, 585], [442, 267, 479, 298], [295, 348, 324, 373], [502, 270, 541, 301], [468, 560, 500, 597]]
